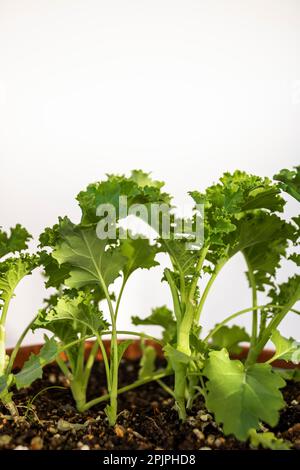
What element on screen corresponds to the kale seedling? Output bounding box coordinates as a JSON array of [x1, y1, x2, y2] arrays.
[[133, 169, 299, 441], [33, 290, 108, 412], [193, 169, 299, 440], [0, 226, 92, 418], [0, 225, 39, 416]]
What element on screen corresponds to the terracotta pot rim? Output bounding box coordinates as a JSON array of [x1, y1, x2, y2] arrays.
[[7, 340, 299, 371]]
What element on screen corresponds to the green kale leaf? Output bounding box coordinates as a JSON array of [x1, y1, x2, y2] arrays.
[[203, 349, 285, 440]]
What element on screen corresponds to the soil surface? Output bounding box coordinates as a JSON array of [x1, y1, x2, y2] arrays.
[[0, 359, 300, 450]]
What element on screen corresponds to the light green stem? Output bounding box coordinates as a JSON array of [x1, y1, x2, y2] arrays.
[[259, 311, 268, 337], [99, 280, 118, 426], [244, 255, 258, 347], [175, 301, 196, 419], [246, 286, 300, 366], [6, 315, 39, 375], [0, 300, 10, 376], [195, 260, 225, 323], [156, 379, 175, 398], [75, 330, 86, 379], [83, 341, 99, 390], [96, 336, 111, 390], [82, 231, 119, 425], [189, 245, 210, 302], [70, 379, 86, 412], [0, 298, 10, 326], [165, 248, 210, 421], [0, 324, 6, 376], [173, 362, 187, 420], [179, 272, 186, 307], [3, 398, 19, 419], [114, 331, 163, 345], [165, 268, 182, 323], [165, 267, 190, 419], [115, 278, 127, 321], [204, 304, 298, 342], [56, 355, 72, 379]]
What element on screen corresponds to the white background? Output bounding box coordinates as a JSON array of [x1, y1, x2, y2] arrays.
[[0, 0, 299, 347]]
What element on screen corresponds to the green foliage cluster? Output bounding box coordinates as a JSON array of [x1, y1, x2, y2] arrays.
[[0, 167, 299, 445]]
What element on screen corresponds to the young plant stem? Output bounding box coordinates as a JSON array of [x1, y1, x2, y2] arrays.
[[67, 330, 88, 411], [204, 304, 299, 342], [165, 265, 187, 416], [98, 331, 163, 400], [259, 312, 267, 337], [156, 379, 175, 398], [83, 341, 99, 390], [56, 342, 100, 412], [104, 277, 129, 425], [3, 334, 95, 417], [75, 329, 86, 379], [244, 256, 258, 347], [189, 245, 210, 302], [165, 267, 191, 419], [0, 263, 39, 417], [100, 282, 118, 425], [52, 336, 96, 382], [3, 396, 19, 419], [83, 370, 171, 411], [56, 355, 72, 379], [70, 379, 86, 412], [25, 386, 67, 419], [6, 314, 39, 375], [163, 239, 186, 309], [81, 230, 119, 424], [164, 269, 182, 323], [175, 310, 199, 420], [166, 248, 210, 421], [83, 245, 118, 424], [198, 374, 208, 401], [179, 272, 186, 308], [176, 295, 199, 419], [0, 304, 20, 418], [0, 302, 9, 376], [173, 363, 187, 420], [61, 328, 166, 413], [0, 324, 6, 377], [195, 260, 225, 324], [96, 336, 111, 390], [115, 278, 127, 321], [246, 286, 300, 366], [56, 340, 99, 412], [114, 331, 164, 345], [177, 306, 193, 356], [170, 257, 225, 418], [57, 335, 94, 355]]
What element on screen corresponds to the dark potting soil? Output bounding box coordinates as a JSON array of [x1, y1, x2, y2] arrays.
[[0, 359, 299, 451]]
